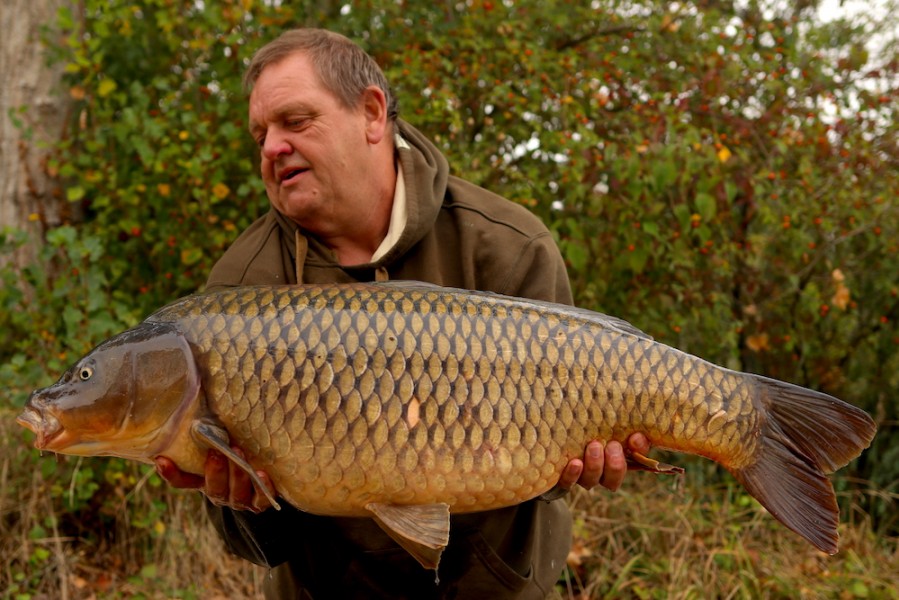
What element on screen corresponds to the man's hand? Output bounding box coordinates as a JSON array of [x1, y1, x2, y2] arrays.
[[557, 433, 651, 492], [154, 449, 277, 513]]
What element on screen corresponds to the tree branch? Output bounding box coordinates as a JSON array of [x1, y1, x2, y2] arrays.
[[554, 24, 646, 51]]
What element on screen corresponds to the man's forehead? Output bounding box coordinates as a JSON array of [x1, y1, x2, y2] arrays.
[[254, 50, 318, 88], [248, 97, 314, 133], [247, 55, 322, 130]]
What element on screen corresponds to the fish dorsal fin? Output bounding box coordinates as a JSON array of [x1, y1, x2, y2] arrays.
[[370, 280, 444, 291], [365, 502, 450, 570], [370, 280, 653, 341], [190, 420, 282, 510]]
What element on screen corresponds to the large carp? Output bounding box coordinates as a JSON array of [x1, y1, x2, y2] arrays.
[[18, 283, 875, 569]]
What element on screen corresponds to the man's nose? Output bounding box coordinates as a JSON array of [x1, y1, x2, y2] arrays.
[[261, 130, 292, 160]]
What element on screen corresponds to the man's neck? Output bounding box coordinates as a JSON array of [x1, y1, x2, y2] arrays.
[[304, 127, 401, 266], [333, 143, 403, 266], [332, 238, 384, 266], [322, 184, 395, 266]]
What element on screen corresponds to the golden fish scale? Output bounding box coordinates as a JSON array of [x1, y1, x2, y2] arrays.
[[157, 285, 761, 516]]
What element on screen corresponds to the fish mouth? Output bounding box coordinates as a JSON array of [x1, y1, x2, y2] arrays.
[[16, 406, 63, 450]]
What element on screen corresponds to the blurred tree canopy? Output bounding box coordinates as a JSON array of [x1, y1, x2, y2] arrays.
[[2, 0, 897, 520]]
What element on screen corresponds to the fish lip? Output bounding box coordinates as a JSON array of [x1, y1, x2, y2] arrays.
[[16, 406, 63, 450]]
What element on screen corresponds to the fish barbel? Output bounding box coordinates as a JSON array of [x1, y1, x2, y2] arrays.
[[17, 283, 876, 568]]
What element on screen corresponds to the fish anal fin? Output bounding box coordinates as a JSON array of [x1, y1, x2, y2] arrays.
[[627, 450, 684, 474], [190, 420, 281, 511], [366, 502, 450, 570]]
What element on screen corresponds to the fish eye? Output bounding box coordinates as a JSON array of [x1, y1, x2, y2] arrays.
[[78, 366, 94, 381]]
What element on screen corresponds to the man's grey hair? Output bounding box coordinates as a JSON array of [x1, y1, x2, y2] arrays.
[[243, 28, 398, 121]]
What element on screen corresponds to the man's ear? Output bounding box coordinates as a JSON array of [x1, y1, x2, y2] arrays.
[[361, 85, 389, 144]]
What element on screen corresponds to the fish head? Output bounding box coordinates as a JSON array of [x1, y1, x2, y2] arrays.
[[17, 321, 201, 462]]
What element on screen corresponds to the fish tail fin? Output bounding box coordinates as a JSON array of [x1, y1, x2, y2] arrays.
[[730, 376, 876, 554]]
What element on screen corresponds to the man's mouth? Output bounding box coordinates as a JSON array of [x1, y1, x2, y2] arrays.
[[279, 167, 308, 184]]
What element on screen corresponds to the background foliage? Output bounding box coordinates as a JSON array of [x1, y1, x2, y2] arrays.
[[1, 0, 897, 597]]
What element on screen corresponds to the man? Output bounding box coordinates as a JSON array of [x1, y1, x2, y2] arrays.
[[156, 28, 649, 599]]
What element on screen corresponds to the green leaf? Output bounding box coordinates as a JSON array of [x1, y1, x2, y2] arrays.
[[66, 186, 85, 202], [97, 79, 117, 97], [45, 225, 77, 247], [628, 245, 651, 274], [56, 6, 74, 29], [672, 204, 692, 230], [564, 242, 588, 273], [652, 159, 677, 192], [140, 564, 158, 580], [642, 221, 660, 238], [695, 192, 716, 221], [180, 247, 203, 266], [63, 305, 84, 336], [850, 581, 870, 598], [31, 547, 51, 562]]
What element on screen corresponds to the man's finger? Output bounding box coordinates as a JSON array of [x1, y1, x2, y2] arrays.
[[557, 458, 584, 490], [599, 441, 626, 492], [204, 450, 230, 500], [227, 448, 254, 509], [251, 471, 277, 512], [627, 432, 651, 455], [577, 440, 605, 489], [154, 456, 204, 490]]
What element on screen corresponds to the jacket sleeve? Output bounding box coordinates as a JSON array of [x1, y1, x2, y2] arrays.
[[205, 211, 297, 290]]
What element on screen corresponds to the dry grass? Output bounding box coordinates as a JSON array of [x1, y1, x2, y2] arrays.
[[2, 404, 896, 600], [560, 473, 899, 599], [1, 406, 265, 599], [1, 487, 264, 600]]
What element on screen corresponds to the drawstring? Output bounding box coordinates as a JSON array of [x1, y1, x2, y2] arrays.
[[295, 229, 389, 283], [294, 231, 308, 284]]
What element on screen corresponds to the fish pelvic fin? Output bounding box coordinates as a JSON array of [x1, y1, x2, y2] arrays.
[[190, 420, 282, 511], [365, 502, 450, 570], [626, 450, 684, 474], [731, 377, 876, 554]]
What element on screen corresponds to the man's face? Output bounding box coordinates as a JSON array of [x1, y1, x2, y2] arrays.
[[248, 52, 371, 229]]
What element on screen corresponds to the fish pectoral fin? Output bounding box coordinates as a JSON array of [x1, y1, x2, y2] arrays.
[[365, 502, 450, 570], [626, 450, 684, 475], [190, 420, 281, 511]]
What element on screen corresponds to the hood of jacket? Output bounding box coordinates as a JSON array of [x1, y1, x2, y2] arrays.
[[269, 119, 449, 281]]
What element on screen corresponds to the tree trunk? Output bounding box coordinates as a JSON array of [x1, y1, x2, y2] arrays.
[[0, 0, 71, 271]]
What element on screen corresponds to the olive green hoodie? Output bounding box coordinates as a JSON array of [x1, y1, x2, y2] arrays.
[[205, 120, 573, 600], [207, 120, 572, 304]]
